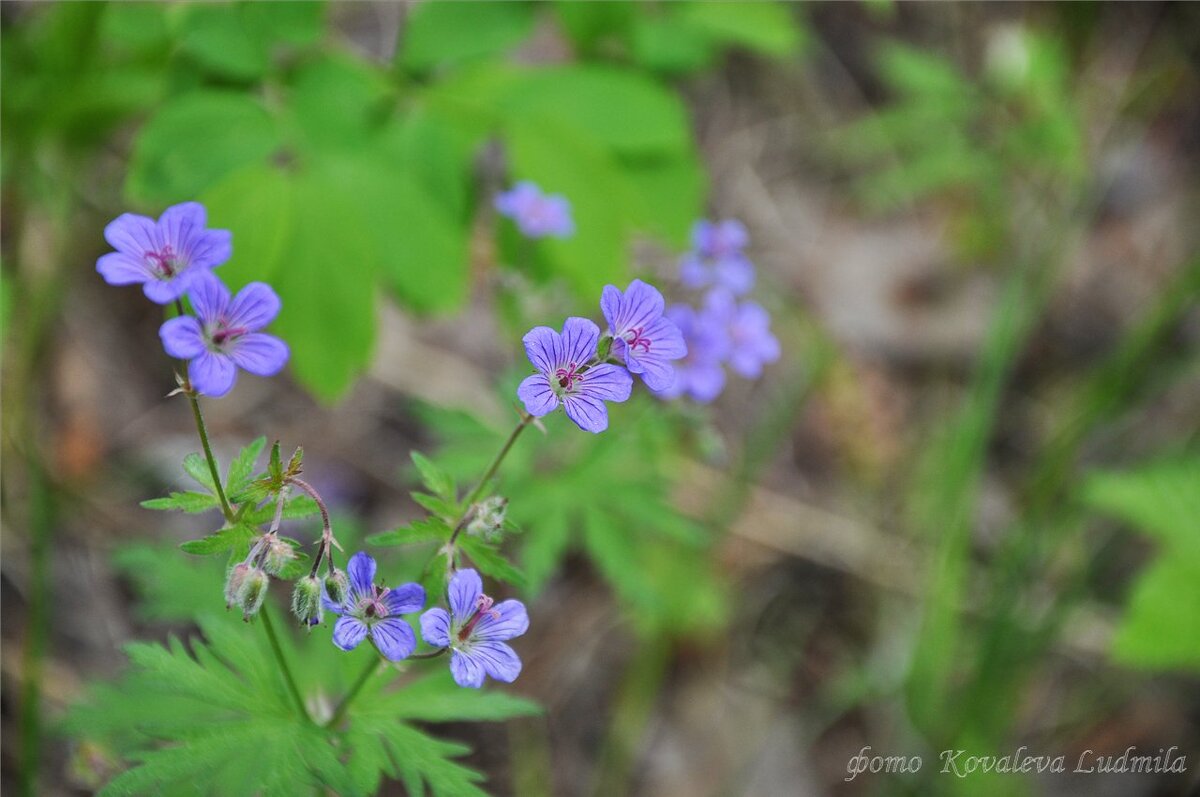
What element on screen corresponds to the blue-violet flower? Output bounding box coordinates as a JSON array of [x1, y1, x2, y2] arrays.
[[600, 280, 687, 392], [517, 317, 632, 433], [325, 552, 425, 661], [159, 271, 289, 397], [495, 181, 574, 239], [651, 303, 731, 402], [705, 290, 781, 379], [420, 569, 528, 689], [96, 202, 232, 304], [680, 219, 755, 295]]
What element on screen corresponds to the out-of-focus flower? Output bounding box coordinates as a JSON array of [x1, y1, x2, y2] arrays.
[[600, 279, 687, 391], [324, 552, 425, 661], [651, 303, 731, 402], [159, 272, 289, 397], [679, 219, 755, 295], [705, 290, 780, 379], [495, 181, 574, 239], [517, 317, 632, 433], [419, 569, 528, 689], [96, 202, 232, 304]]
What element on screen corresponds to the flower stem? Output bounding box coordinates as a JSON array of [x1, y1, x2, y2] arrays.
[[185, 388, 235, 523], [261, 607, 309, 721], [325, 656, 381, 730], [448, 412, 532, 546]]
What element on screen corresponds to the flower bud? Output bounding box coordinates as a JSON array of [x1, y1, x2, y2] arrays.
[[324, 568, 349, 606], [262, 536, 296, 575], [292, 575, 323, 627], [596, 334, 613, 362], [467, 496, 508, 541], [237, 568, 269, 620], [225, 563, 252, 608]]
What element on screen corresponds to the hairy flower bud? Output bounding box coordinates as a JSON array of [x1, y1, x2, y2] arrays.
[[325, 568, 349, 606], [262, 536, 295, 575], [467, 496, 508, 541], [225, 563, 252, 608], [292, 575, 323, 627], [237, 568, 269, 620]]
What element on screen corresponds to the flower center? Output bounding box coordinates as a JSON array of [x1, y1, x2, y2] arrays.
[[457, 594, 500, 641], [209, 321, 249, 348], [624, 327, 652, 354], [357, 586, 388, 620], [145, 246, 183, 279], [554, 362, 582, 392]]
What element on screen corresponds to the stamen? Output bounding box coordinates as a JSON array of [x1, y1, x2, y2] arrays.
[[625, 327, 652, 354], [457, 593, 501, 640]]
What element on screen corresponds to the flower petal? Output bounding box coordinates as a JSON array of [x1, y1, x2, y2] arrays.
[[189, 229, 233, 271], [602, 280, 663, 336], [473, 599, 529, 642], [96, 253, 151, 286], [521, 326, 558, 374], [449, 649, 486, 688], [383, 582, 425, 616], [188, 270, 231, 323], [369, 618, 417, 661], [143, 277, 188, 305], [715, 255, 755, 294], [687, 361, 726, 402], [420, 608, 452, 647], [559, 317, 599, 368], [472, 641, 522, 683], [227, 282, 281, 331], [159, 316, 206, 359], [332, 616, 368, 651], [576, 363, 631, 403], [104, 212, 158, 255], [227, 333, 289, 376], [346, 551, 376, 598], [447, 568, 482, 621], [189, 351, 237, 397], [517, 374, 559, 417], [562, 392, 609, 433]]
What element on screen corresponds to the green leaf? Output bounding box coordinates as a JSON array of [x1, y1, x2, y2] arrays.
[[459, 537, 527, 589], [241, 1, 326, 48], [400, 1, 535, 73], [412, 492, 459, 521], [177, 3, 270, 80], [553, 1, 635, 55], [411, 452, 456, 501], [182, 453, 217, 492], [501, 65, 691, 157], [270, 167, 378, 402], [287, 55, 392, 152], [199, 163, 293, 292], [629, 15, 714, 75], [676, 1, 803, 59], [179, 524, 257, 556], [140, 491, 217, 514], [371, 670, 541, 722], [240, 495, 320, 525], [367, 517, 452, 547], [226, 436, 266, 497], [127, 91, 278, 205]]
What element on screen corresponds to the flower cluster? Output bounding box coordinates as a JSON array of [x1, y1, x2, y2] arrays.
[[517, 279, 688, 432], [97, 202, 289, 398], [655, 219, 780, 402]]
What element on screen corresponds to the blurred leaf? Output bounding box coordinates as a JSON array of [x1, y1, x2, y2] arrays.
[[501, 65, 690, 157], [553, 1, 635, 55], [879, 43, 975, 99], [412, 452, 456, 501], [367, 517, 451, 547], [178, 4, 270, 80], [1084, 457, 1200, 669], [620, 151, 707, 245], [242, 1, 326, 47], [401, 1, 534, 73], [288, 55, 392, 152], [676, 1, 803, 59], [629, 15, 714, 75], [459, 537, 527, 589], [268, 167, 378, 402], [200, 163, 294, 291], [127, 91, 279, 205], [226, 436, 267, 498], [375, 669, 541, 722]]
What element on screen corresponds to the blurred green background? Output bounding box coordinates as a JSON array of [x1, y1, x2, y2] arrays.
[[2, 1, 1199, 795]]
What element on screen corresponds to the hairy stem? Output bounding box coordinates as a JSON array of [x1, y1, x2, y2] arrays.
[[261, 608, 309, 721], [326, 656, 382, 730], [448, 412, 532, 547]]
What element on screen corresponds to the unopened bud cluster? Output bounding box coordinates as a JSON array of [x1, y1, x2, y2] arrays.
[[292, 576, 323, 626], [466, 496, 508, 541]]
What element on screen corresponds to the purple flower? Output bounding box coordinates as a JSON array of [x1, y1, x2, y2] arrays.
[[419, 569, 528, 688], [651, 304, 731, 402], [495, 181, 574, 239], [324, 552, 425, 661], [517, 317, 632, 433], [679, 219, 755, 295], [600, 280, 687, 392], [705, 290, 780, 379], [159, 272, 289, 397], [96, 202, 232, 304]]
